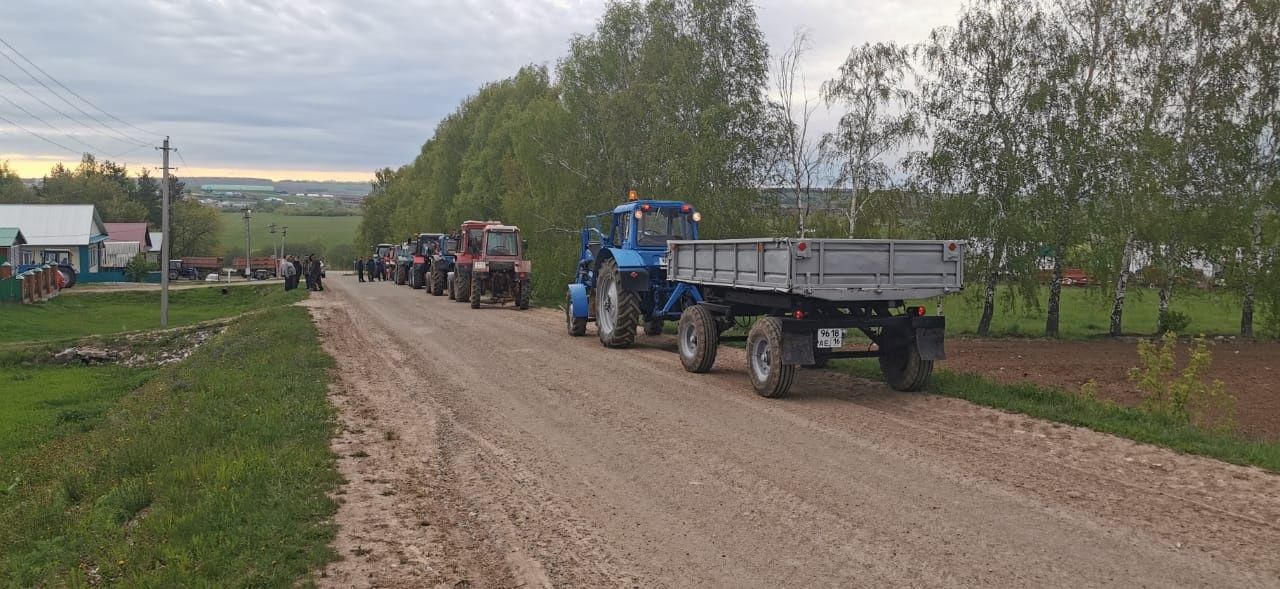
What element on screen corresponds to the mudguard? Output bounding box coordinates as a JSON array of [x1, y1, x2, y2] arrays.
[[568, 283, 591, 319], [601, 247, 650, 291]]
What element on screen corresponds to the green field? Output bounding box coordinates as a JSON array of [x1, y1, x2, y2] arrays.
[[218, 211, 361, 257], [0, 285, 339, 586], [930, 286, 1254, 340], [0, 284, 304, 344]]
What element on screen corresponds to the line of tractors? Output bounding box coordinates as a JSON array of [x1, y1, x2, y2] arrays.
[[374, 220, 532, 310]]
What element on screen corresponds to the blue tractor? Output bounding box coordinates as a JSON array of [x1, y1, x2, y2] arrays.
[[565, 193, 703, 347]]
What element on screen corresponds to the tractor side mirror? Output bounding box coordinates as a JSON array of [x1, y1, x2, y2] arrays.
[[522, 239, 529, 250]]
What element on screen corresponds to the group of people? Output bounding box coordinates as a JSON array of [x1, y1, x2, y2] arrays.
[[279, 254, 325, 291], [355, 256, 390, 282]]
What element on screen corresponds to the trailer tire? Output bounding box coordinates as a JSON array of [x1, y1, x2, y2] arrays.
[[518, 278, 531, 310], [431, 270, 446, 296], [566, 290, 586, 336], [747, 317, 796, 398], [644, 319, 664, 336], [470, 273, 481, 308], [595, 258, 639, 348], [879, 341, 933, 392], [678, 304, 718, 373], [455, 268, 471, 302]]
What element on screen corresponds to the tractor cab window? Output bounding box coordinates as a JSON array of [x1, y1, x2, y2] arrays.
[[635, 208, 693, 248], [42, 250, 71, 266], [485, 231, 519, 256], [467, 229, 484, 255], [445, 237, 458, 253]]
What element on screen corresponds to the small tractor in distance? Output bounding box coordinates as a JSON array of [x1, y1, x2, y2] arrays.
[[428, 233, 457, 296], [408, 232, 446, 290], [465, 224, 531, 310], [449, 220, 501, 303], [565, 191, 702, 347], [394, 240, 414, 285]]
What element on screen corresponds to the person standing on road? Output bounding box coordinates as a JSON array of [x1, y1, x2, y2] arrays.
[[356, 256, 365, 282], [282, 257, 298, 291], [290, 255, 303, 290], [313, 258, 325, 291], [365, 257, 377, 283], [303, 255, 316, 291], [375, 256, 385, 282]]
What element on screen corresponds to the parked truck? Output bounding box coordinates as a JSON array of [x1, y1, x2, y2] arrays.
[[463, 224, 531, 309], [231, 257, 279, 279], [448, 220, 501, 302], [566, 192, 964, 398], [179, 256, 223, 278]]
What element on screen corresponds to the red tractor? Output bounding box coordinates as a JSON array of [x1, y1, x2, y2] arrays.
[[451, 221, 531, 310], [449, 220, 502, 302]]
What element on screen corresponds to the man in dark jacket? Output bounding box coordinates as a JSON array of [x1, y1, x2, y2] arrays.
[[356, 257, 365, 282], [303, 255, 315, 290], [311, 257, 324, 291], [365, 257, 377, 283], [374, 257, 385, 282], [290, 256, 303, 290]]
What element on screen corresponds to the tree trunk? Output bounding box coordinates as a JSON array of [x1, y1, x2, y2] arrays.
[[1241, 283, 1255, 339], [1109, 232, 1135, 337], [976, 244, 1004, 337], [1157, 280, 1173, 333], [1241, 217, 1262, 338], [847, 188, 859, 238], [1045, 253, 1064, 338]]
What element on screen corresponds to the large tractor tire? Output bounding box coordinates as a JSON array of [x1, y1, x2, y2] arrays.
[[58, 266, 78, 289], [395, 267, 406, 285], [455, 268, 471, 302], [517, 278, 531, 310], [168, 270, 179, 280], [469, 273, 481, 309], [431, 269, 446, 296], [595, 258, 639, 348], [565, 290, 586, 336], [879, 338, 933, 392], [677, 304, 719, 373], [746, 317, 796, 398]]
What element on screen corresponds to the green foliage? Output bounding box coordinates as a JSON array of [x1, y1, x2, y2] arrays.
[[1156, 310, 1191, 334], [121, 253, 155, 282], [0, 306, 339, 586], [1129, 333, 1236, 432]]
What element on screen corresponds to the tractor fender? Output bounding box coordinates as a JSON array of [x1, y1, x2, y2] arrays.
[[602, 247, 647, 272], [567, 283, 591, 319]]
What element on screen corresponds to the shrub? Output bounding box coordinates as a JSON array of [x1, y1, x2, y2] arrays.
[[1157, 310, 1191, 334], [122, 253, 155, 283], [1129, 332, 1236, 433]]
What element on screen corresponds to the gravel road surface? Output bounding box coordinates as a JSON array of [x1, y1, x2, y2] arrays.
[[307, 273, 1280, 588]]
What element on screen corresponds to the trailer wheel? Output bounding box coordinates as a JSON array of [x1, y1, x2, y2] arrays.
[[677, 304, 718, 373], [518, 278, 531, 310], [595, 258, 639, 348], [747, 317, 796, 398], [469, 273, 481, 308], [644, 319, 664, 336], [879, 341, 933, 392], [455, 268, 471, 302], [431, 270, 446, 296], [566, 290, 586, 336]]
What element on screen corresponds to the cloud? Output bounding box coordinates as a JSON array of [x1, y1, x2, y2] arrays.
[[0, 0, 962, 180]]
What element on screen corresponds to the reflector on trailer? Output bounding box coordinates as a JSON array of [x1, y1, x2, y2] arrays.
[[797, 242, 808, 252]]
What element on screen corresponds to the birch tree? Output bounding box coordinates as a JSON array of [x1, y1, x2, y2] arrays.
[[769, 29, 825, 236], [822, 42, 919, 238]]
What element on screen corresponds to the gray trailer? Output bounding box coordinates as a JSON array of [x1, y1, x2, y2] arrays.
[[666, 238, 964, 397]]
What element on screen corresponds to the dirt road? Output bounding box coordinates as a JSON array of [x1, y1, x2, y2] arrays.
[[307, 274, 1280, 588]]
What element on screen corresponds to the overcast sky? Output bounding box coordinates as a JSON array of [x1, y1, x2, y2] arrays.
[[0, 0, 961, 181]]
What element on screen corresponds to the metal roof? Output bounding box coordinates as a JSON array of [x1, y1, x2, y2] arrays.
[[0, 204, 108, 246], [0, 227, 26, 246], [105, 223, 152, 250]]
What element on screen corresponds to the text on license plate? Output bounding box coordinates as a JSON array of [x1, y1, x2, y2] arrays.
[[817, 328, 844, 349]]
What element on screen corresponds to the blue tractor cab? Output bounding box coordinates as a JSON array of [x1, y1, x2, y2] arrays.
[[566, 192, 702, 347]]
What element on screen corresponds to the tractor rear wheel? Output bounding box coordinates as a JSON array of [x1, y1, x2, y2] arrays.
[[431, 269, 446, 296], [455, 268, 471, 302], [879, 337, 933, 392], [746, 317, 796, 398], [517, 278, 531, 310], [566, 290, 586, 336], [595, 259, 639, 348], [469, 273, 481, 309], [678, 304, 718, 373]]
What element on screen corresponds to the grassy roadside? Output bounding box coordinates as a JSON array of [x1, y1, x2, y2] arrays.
[[0, 305, 340, 586], [0, 284, 303, 344], [834, 359, 1280, 473]]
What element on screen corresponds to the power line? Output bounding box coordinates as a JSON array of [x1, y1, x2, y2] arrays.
[[0, 43, 150, 148], [0, 35, 159, 140], [173, 147, 189, 169], [0, 69, 131, 150], [0, 91, 109, 155], [0, 112, 82, 155]]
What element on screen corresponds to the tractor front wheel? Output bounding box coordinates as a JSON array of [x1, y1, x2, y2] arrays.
[[517, 278, 531, 310], [566, 290, 586, 336], [746, 317, 796, 398], [431, 269, 446, 296], [595, 259, 639, 348], [678, 304, 719, 373], [470, 273, 481, 309], [455, 269, 471, 302]]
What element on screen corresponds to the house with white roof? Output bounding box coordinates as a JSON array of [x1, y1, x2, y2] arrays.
[[0, 204, 111, 280]]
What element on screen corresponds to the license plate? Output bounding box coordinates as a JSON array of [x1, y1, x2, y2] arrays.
[[817, 328, 844, 349]]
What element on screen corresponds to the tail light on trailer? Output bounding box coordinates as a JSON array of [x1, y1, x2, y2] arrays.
[[794, 309, 806, 319], [910, 306, 927, 316]]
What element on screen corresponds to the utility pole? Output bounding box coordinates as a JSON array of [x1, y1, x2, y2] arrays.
[[158, 136, 173, 327], [242, 207, 252, 278], [281, 226, 288, 260], [267, 223, 279, 259]]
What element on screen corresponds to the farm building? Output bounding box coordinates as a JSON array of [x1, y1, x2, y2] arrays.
[[0, 227, 26, 267], [148, 231, 163, 263], [0, 204, 115, 281], [103, 222, 154, 268]]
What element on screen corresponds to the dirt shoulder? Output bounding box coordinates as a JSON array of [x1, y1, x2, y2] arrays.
[[310, 274, 1280, 588]]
